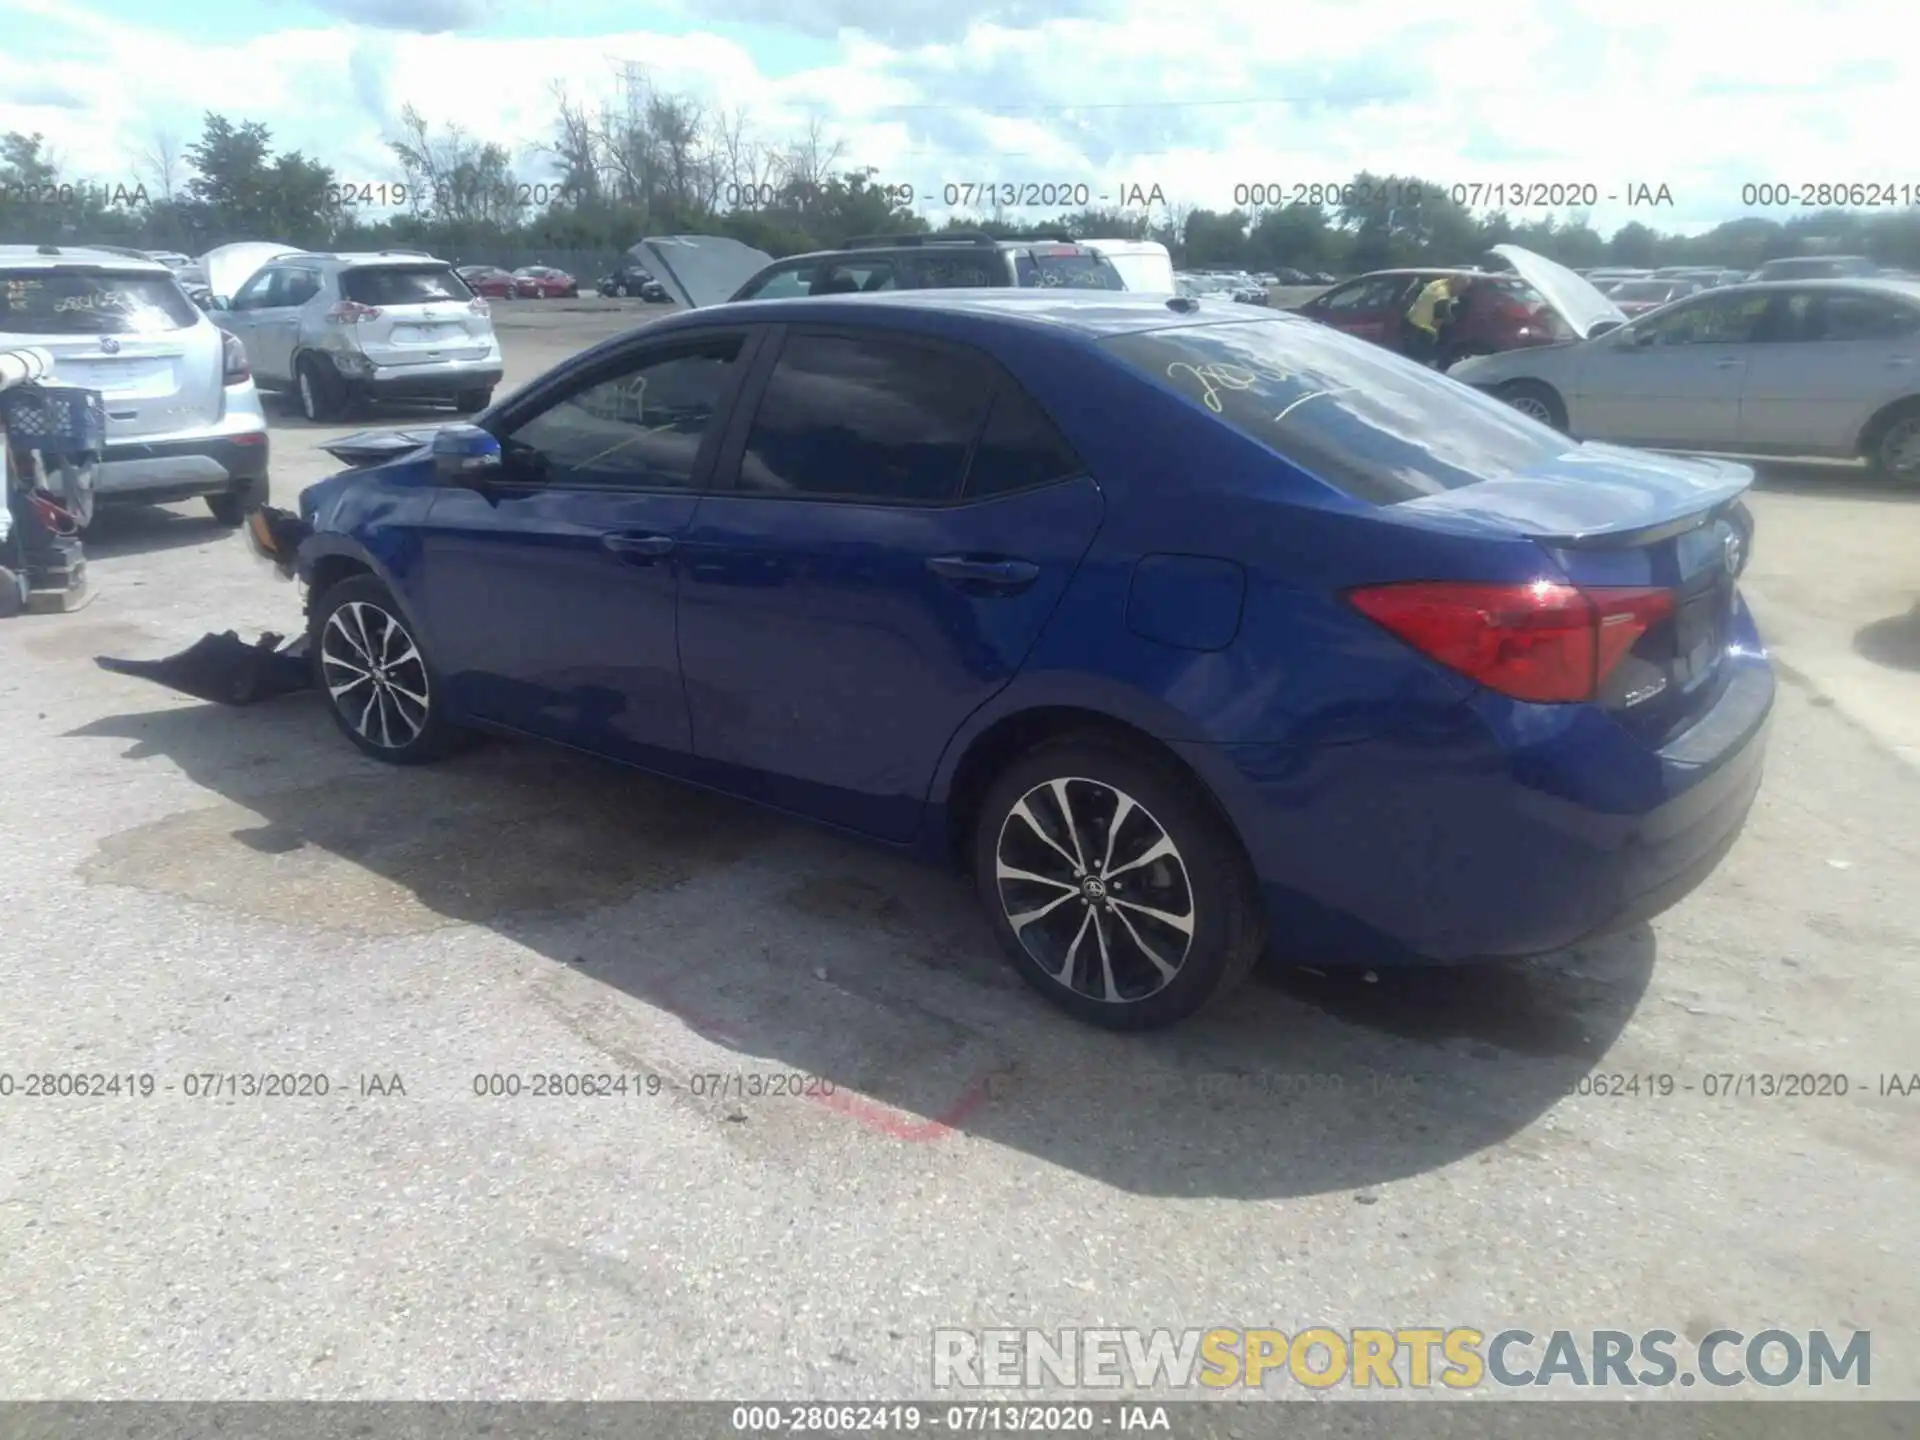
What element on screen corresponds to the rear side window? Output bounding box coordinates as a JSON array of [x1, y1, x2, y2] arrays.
[[1814, 293, 1920, 341], [0, 268, 198, 334], [1014, 252, 1125, 290], [1101, 317, 1568, 505], [964, 384, 1085, 498], [737, 332, 996, 502], [340, 266, 469, 306]]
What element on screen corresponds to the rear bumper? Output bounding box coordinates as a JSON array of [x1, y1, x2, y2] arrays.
[[1181, 613, 1775, 967], [92, 386, 270, 501], [325, 353, 502, 399]]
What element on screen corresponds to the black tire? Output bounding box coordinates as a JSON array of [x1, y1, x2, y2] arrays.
[[453, 388, 492, 414], [307, 574, 464, 765], [206, 473, 268, 526], [1863, 399, 1920, 482], [296, 353, 346, 422], [1496, 379, 1568, 430], [973, 736, 1267, 1031]]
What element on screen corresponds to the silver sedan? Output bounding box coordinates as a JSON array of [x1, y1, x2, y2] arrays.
[[1449, 278, 1920, 480]]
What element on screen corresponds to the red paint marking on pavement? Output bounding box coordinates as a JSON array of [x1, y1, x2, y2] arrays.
[[810, 1071, 998, 1142], [643, 957, 1006, 1142]]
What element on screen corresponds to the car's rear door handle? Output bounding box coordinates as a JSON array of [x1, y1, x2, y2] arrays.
[[1888, 356, 1914, 368], [602, 532, 676, 561], [1714, 358, 1745, 369], [927, 555, 1040, 591]]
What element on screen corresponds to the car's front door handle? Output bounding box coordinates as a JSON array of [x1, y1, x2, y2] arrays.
[[602, 532, 676, 561], [1714, 358, 1745, 369], [927, 555, 1040, 591], [1887, 357, 1914, 368]]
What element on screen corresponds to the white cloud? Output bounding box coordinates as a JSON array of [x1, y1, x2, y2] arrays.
[[0, 0, 1907, 237]]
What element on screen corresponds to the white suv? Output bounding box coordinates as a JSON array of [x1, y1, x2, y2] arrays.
[[211, 251, 503, 421], [0, 244, 270, 524]]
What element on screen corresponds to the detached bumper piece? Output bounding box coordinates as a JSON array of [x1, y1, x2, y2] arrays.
[[96, 631, 314, 706]]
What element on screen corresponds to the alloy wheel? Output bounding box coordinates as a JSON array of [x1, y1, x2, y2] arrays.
[[1882, 416, 1920, 476], [320, 600, 431, 750], [994, 776, 1196, 1004], [1506, 394, 1554, 423]]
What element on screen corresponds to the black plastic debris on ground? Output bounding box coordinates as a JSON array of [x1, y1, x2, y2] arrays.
[[96, 631, 314, 706]]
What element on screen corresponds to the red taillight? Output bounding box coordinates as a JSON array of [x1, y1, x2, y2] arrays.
[[325, 301, 383, 324], [220, 329, 250, 382], [1347, 580, 1675, 703]]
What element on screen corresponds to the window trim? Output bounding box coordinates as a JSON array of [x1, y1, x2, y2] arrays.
[[483, 326, 767, 496], [709, 323, 1019, 509]]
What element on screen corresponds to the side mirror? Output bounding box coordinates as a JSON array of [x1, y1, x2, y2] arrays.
[[209, 295, 231, 312], [432, 424, 504, 485]]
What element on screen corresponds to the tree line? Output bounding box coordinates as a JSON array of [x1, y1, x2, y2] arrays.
[[5, 65, 1920, 274]]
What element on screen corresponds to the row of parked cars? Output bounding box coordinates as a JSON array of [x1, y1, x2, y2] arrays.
[[1283, 247, 1920, 476]]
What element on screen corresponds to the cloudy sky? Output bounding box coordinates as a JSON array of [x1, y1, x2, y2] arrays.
[[0, 0, 1904, 237]]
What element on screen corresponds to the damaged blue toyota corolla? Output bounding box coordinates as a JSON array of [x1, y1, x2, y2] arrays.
[[246, 235, 1774, 1031]]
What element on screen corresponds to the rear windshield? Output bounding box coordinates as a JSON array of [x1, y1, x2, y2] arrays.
[[1015, 252, 1126, 290], [1101, 317, 1569, 505], [0, 268, 199, 335], [340, 266, 470, 306]]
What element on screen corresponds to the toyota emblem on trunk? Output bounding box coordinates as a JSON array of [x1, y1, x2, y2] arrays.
[[100, 337, 120, 353]]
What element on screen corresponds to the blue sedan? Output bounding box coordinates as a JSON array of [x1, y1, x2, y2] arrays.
[[269, 242, 1773, 1031]]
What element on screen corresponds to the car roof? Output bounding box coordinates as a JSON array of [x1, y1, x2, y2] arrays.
[[1711, 277, 1920, 298], [293, 251, 449, 267], [774, 235, 1099, 265], [0, 243, 170, 274], [648, 288, 1293, 341]]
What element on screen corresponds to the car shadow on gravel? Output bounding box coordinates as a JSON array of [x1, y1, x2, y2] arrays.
[[67, 696, 1655, 1200], [1855, 603, 1920, 672], [77, 503, 239, 558]]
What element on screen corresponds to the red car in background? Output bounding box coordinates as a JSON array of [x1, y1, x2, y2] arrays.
[[455, 265, 519, 299], [1290, 245, 1627, 365], [512, 266, 579, 298]]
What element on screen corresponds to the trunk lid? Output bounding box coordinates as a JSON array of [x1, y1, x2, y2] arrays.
[[339, 264, 493, 368], [630, 236, 775, 309], [1487, 244, 1628, 339], [1401, 444, 1756, 742]]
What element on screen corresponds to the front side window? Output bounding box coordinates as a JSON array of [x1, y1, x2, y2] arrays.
[[811, 261, 898, 295], [0, 267, 200, 334], [1102, 316, 1570, 505], [735, 263, 813, 301], [1628, 291, 1774, 346], [502, 338, 742, 490], [230, 269, 280, 311], [736, 331, 996, 502]]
